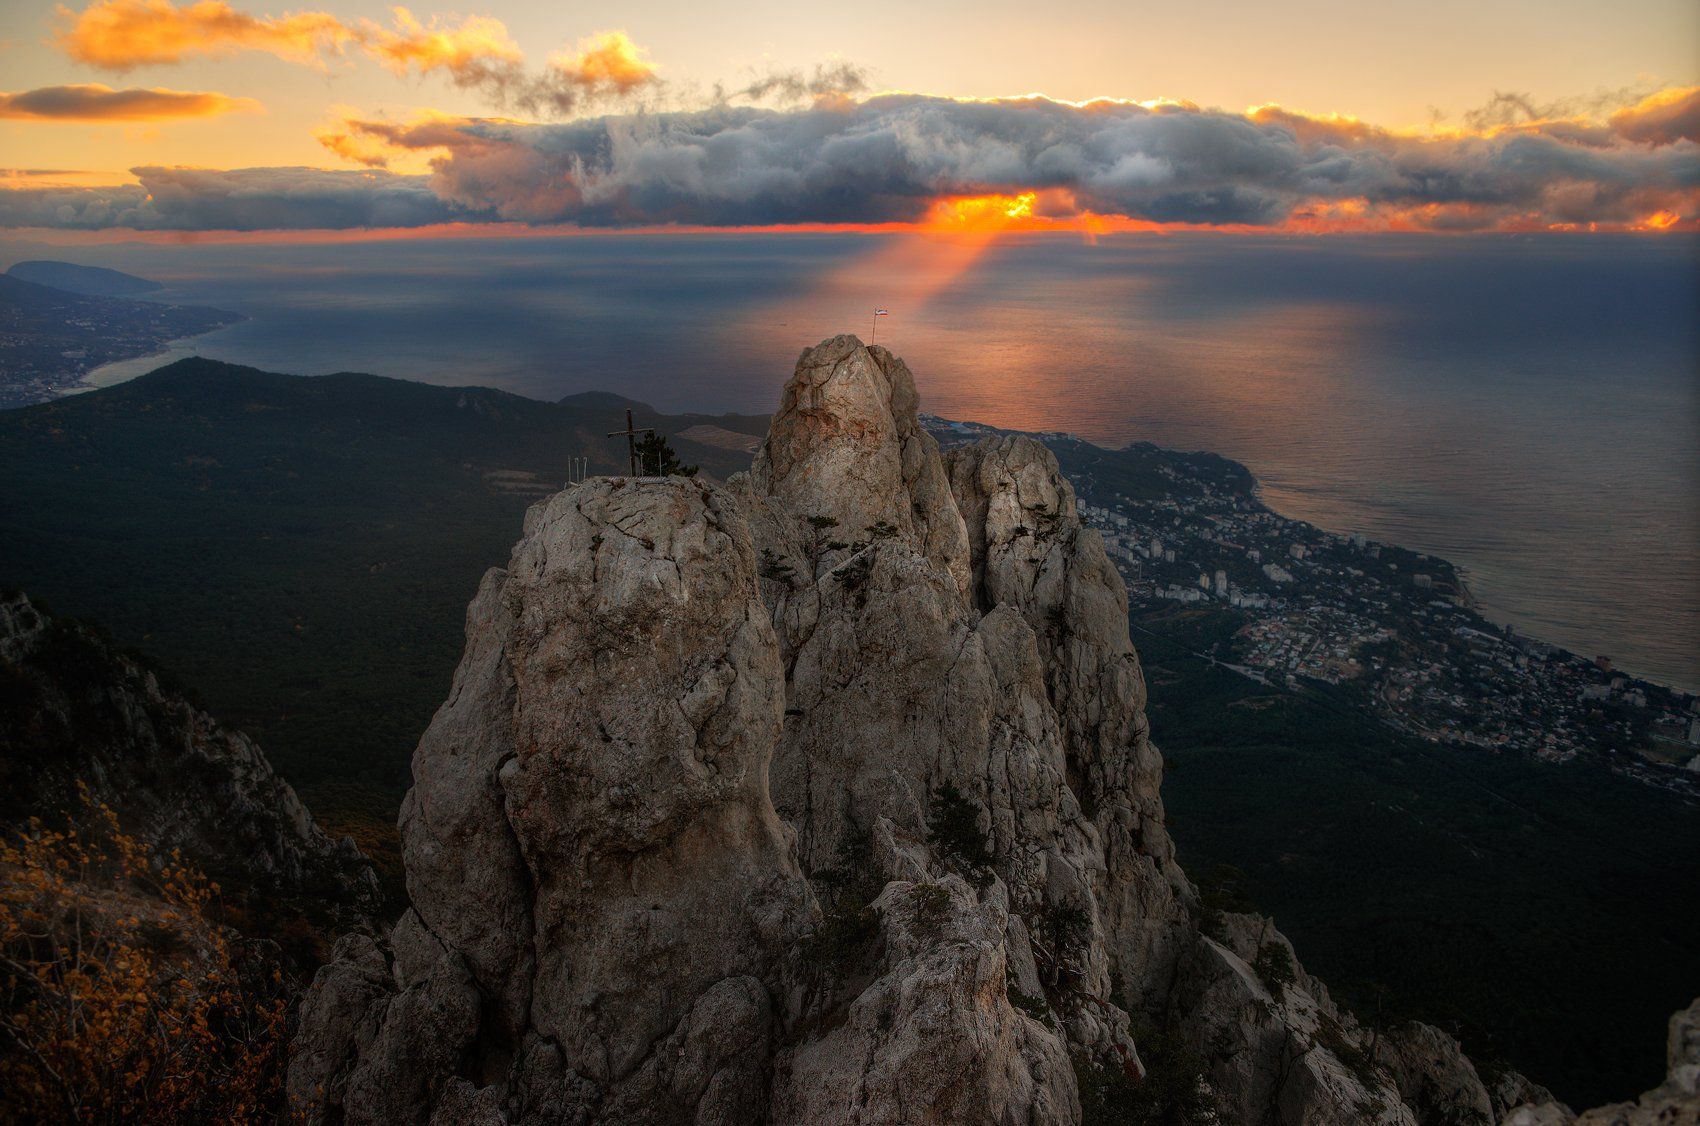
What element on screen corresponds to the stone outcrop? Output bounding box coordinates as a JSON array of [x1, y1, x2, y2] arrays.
[[1377, 1020, 1498, 1125], [290, 475, 811, 1122], [288, 336, 1544, 1123], [0, 590, 378, 934], [1501, 997, 1699, 1126], [771, 871, 1080, 1125]]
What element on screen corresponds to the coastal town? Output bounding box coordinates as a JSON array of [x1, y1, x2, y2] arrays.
[[0, 272, 238, 408], [926, 417, 1700, 797]]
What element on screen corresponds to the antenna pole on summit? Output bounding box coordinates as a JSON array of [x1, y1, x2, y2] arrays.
[[606, 409, 654, 477]]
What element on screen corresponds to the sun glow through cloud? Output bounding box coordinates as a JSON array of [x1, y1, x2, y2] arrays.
[[926, 192, 1037, 231]]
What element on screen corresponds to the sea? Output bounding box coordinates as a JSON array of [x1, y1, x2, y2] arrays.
[[12, 230, 1698, 692]]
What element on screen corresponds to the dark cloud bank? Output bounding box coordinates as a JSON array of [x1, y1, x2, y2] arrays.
[[0, 167, 454, 230], [5, 91, 1696, 231]]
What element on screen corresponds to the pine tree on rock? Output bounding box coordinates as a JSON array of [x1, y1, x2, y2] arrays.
[[635, 432, 697, 477]]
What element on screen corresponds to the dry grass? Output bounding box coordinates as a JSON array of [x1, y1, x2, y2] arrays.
[[0, 785, 288, 1123]]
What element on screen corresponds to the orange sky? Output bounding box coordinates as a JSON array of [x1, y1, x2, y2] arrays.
[[2, 0, 1697, 235]]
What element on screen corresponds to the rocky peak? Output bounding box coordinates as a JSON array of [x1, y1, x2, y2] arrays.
[[313, 475, 813, 1122], [289, 336, 1561, 1125], [749, 335, 971, 599]]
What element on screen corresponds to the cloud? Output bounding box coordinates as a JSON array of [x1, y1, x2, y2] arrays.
[[720, 61, 870, 106], [55, 0, 354, 70], [477, 30, 663, 118], [0, 83, 259, 121], [360, 8, 523, 83], [53, 0, 660, 117], [6, 90, 1696, 232], [1426, 87, 1700, 153], [549, 32, 656, 98], [1458, 88, 1653, 131], [0, 168, 131, 188], [315, 118, 398, 168], [0, 165, 461, 229], [313, 93, 1699, 230], [1611, 86, 1700, 146]]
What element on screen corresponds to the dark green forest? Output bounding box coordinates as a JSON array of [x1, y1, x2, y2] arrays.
[[1139, 612, 1700, 1106], [0, 360, 762, 869]]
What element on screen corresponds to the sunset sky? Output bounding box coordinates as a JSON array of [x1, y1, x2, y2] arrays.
[[3, 0, 1698, 234]]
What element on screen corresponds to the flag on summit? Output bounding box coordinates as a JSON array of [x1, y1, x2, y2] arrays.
[[874, 308, 889, 316]]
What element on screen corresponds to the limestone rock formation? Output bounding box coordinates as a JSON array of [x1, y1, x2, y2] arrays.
[[0, 589, 378, 933], [1377, 1020, 1498, 1125], [291, 475, 813, 1122], [289, 336, 1539, 1124], [1502, 997, 1699, 1126]]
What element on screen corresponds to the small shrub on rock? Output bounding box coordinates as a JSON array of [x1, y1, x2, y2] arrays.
[[1253, 941, 1297, 1003], [909, 882, 952, 940], [926, 782, 995, 888], [807, 830, 885, 977]]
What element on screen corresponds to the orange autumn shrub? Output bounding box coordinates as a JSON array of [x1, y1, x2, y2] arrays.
[[0, 786, 287, 1124]]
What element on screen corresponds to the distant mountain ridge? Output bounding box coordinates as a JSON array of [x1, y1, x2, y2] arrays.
[[5, 258, 164, 297], [0, 356, 778, 837]]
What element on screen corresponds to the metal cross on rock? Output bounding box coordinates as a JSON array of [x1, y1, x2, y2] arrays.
[[606, 409, 655, 477]]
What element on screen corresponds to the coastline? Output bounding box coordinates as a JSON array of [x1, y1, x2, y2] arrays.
[[1241, 471, 1676, 704], [8, 232, 1691, 693], [71, 324, 238, 395], [1239, 455, 1688, 696], [1, 307, 243, 410], [927, 413, 1700, 792], [18, 343, 1696, 732]]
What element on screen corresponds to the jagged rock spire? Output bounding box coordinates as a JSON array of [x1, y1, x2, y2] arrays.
[[749, 335, 972, 599], [289, 337, 1546, 1126]]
